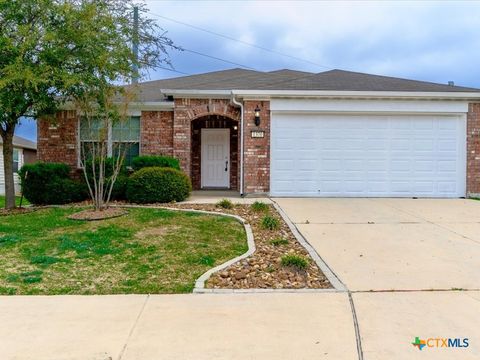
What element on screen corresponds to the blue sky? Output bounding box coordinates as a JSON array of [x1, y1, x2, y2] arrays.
[[15, 0, 480, 141]]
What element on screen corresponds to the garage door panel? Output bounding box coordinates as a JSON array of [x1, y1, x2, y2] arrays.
[[438, 140, 456, 151], [271, 114, 466, 197]]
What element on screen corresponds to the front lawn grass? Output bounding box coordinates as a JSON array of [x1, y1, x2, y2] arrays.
[[0, 207, 247, 295], [0, 196, 30, 208]]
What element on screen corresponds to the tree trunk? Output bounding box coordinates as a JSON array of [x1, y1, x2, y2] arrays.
[[2, 125, 16, 209]]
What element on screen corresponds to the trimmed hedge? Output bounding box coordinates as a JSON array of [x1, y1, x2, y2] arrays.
[[126, 167, 192, 203], [19, 163, 88, 205], [131, 156, 180, 171]]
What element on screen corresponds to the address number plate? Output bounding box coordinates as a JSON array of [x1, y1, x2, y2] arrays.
[[251, 130, 265, 138]]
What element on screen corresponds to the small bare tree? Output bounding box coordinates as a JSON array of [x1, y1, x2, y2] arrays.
[[77, 88, 136, 211]]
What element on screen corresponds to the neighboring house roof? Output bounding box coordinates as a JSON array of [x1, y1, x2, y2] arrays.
[[0, 136, 37, 150], [126, 68, 480, 102]]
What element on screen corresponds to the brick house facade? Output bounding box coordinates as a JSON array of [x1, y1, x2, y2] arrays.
[[38, 97, 272, 194], [37, 69, 480, 197], [467, 103, 480, 196]]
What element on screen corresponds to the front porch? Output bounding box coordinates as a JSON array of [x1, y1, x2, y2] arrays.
[[191, 115, 240, 191]]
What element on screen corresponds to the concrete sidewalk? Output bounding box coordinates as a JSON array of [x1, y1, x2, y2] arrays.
[[0, 293, 357, 360]]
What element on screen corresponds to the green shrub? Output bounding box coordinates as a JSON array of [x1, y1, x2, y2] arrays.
[[109, 174, 129, 201], [19, 163, 88, 205], [132, 156, 180, 171], [261, 215, 280, 230], [251, 201, 269, 212], [216, 199, 234, 209], [281, 254, 309, 270], [126, 167, 192, 203], [270, 238, 289, 246]]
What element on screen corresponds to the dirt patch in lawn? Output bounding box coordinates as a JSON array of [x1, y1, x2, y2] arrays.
[[165, 203, 332, 290], [135, 226, 179, 239], [67, 207, 128, 221], [0, 207, 35, 217]]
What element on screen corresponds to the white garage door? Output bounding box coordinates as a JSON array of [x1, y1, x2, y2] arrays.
[[271, 114, 466, 197]]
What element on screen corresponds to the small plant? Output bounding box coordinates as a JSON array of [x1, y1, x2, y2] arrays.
[[261, 215, 280, 230], [251, 201, 269, 212], [216, 199, 234, 209], [266, 265, 276, 273], [270, 238, 289, 246], [281, 254, 309, 270]]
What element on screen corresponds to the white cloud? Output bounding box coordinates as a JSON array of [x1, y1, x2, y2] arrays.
[[145, 0, 480, 87]]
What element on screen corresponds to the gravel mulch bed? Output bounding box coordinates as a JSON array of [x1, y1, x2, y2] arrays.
[[67, 207, 128, 221], [165, 203, 332, 290]]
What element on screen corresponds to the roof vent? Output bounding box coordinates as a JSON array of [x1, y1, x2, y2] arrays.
[[448, 81, 455, 86]]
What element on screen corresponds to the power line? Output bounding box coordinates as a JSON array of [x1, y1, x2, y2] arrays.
[[149, 11, 333, 70], [157, 66, 191, 75], [182, 48, 257, 70]]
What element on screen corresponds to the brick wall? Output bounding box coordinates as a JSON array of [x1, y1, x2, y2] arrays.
[[37, 110, 78, 169], [173, 98, 240, 183], [467, 103, 480, 197], [140, 111, 174, 156], [243, 100, 270, 194]]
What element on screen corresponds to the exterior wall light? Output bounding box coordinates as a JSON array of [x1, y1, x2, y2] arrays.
[[254, 106, 261, 126]]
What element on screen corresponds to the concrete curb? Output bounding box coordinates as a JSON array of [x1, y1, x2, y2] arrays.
[[193, 222, 255, 293], [271, 201, 348, 292], [193, 288, 343, 294]]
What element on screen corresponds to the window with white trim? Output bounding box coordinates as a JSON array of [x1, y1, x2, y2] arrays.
[[13, 148, 20, 173], [79, 116, 140, 167], [112, 116, 140, 166]]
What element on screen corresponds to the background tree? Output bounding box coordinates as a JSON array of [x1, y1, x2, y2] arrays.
[[0, 0, 178, 209]]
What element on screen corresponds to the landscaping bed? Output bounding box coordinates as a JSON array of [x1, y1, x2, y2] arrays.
[[165, 202, 332, 289], [0, 207, 247, 295]]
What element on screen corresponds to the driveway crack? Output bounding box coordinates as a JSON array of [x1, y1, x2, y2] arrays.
[[371, 199, 480, 246], [117, 294, 150, 360], [348, 291, 364, 360]]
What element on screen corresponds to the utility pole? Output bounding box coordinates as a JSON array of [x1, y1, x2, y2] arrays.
[[132, 6, 139, 84]]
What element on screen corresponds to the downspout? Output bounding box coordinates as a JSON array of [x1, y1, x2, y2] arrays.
[[231, 93, 244, 196]]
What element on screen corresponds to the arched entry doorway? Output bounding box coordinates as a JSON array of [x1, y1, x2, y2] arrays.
[[191, 115, 239, 190]]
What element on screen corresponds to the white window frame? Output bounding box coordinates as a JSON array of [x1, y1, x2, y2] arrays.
[[77, 116, 141, 168], [12, 148, 20, 173]]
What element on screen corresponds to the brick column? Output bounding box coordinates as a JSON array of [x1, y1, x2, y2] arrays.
[[37, 110, 78, 169], [173, 99, 193, 176], [243, 100, 270, 194], [140, 111, 174, 156], [467, 103, 480, 197]]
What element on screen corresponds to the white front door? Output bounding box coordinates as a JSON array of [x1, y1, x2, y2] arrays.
[[201, 129, 230, 188]]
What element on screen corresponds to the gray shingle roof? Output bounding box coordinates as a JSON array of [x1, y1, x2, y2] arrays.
[[0, 136, 37, 150], [126, 68, 480, 101]]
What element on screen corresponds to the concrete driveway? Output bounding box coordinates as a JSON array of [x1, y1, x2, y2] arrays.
[[275, 198, 480, 291], [275, 198, 480, 360]]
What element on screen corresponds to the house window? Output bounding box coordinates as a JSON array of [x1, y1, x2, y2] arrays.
[[13, 149, 20, 173], [79, 116, 140, 167], [112, 116, 140, 166], [79, 117, 106, 162]]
